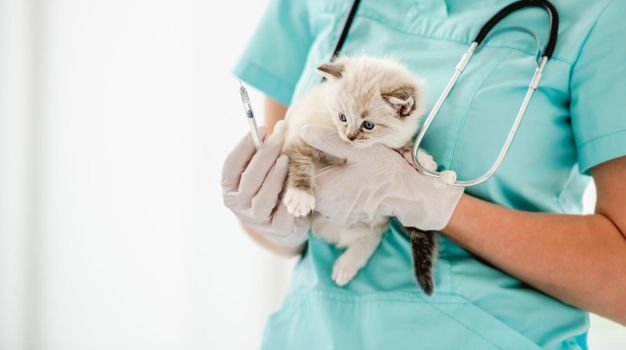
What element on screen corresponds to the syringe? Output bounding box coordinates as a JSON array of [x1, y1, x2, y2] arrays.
[[238, 81, 263, 149]]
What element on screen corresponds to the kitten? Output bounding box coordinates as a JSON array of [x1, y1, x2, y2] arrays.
[[282, 56, 439, 294]]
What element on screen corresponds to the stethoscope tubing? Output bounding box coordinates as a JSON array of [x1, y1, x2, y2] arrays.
[[331, 0, 560, 187]]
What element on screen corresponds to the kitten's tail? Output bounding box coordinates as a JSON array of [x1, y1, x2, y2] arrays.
[[404, 227, 437, 295]]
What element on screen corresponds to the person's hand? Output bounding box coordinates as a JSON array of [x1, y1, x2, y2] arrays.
[[300, 125, 464, 230], [222, 121, 308, 247]]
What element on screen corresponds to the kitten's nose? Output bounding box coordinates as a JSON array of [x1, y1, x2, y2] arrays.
[[347, 133, 357, 141]]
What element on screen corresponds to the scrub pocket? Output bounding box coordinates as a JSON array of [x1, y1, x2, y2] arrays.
[[261, 288, 546, 350], [261, 231, 548, 350]]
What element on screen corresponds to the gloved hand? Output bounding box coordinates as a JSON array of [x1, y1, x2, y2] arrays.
[[300, 125, 464, 231], [222, 121, 309, 247]]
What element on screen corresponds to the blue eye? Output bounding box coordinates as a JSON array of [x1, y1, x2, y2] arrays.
[[338, 113, 347, 122], [362, 120, 375, 130]]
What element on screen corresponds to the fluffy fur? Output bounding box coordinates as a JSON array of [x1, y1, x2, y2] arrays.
[[282, 56, 438, 294]]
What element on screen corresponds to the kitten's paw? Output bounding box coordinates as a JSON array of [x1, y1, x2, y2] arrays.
[[417, 149, 437, 171], [434, 170, 457, 188], [283, 188, 315, 217], [332, 257, 360, 287]]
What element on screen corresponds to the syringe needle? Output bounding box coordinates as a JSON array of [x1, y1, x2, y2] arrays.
[[238, 81, 262, 148]]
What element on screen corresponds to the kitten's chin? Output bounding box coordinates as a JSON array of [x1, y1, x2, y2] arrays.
[[346, 135, 409, 149], [338, 134, 372, 148], [381, 140, 408, 149]]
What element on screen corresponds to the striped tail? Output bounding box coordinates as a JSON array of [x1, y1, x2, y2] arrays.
[[404, 226, 438, 295]]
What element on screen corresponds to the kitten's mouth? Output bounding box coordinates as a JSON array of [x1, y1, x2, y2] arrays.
[[338, 133, 370, 148], [348, 139, 371, 149]]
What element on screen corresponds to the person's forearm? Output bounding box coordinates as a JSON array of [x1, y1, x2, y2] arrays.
[[241, 224, 304, 257], [444, 194, 626, 324], [263, 95, 288, 134]]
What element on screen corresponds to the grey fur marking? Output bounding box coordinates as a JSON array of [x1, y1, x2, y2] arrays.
[[284, 142, 344, 192], [404, 226, 437, 295], [317, 62, 344, 79]]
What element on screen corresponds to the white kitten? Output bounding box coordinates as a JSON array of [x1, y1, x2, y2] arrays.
[[282, 56, 438, 293]]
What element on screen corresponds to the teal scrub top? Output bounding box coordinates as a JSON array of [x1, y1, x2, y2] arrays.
[[234, 1, 626, 349]]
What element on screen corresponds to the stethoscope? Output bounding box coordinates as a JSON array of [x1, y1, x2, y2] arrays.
[[331, 0, 559, 187]]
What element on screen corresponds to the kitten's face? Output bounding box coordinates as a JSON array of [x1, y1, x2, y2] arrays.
[[317, 56, 424, 149]]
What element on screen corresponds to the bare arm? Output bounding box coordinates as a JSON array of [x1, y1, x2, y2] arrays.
[[443, 156, 626, 325], [263, 96, 288, 135], [241, 97, 304, 256]]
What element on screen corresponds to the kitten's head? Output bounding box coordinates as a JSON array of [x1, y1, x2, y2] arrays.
[[316, 56, 425, 149]]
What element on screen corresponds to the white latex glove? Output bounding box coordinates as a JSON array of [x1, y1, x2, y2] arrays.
[[301, 125, 464, 231], [222, 121, 309, 247]]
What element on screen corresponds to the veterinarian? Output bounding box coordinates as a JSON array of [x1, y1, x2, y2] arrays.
[[222, 0, 626, 348]]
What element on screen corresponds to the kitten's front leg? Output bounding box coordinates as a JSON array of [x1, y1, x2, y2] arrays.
[[332, 222, 385, 286], [416, 148, 437, 171], [399, 144, 437, 171], [283, 143, 317, 217], [332, 239, 380, 286], [414, 147, 457, 185]]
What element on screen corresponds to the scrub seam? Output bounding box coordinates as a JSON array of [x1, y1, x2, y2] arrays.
[[447, 49, 515, 171], [241, 60, 297, 93], [290, 289, 466, 304], [567, 0, 616, 98], [285, 289, 546, 350], [235, 60, 298, 105], [287, 291, 508, 350], [286, 290, 510, 349], [576, 127, 626, 149], [355, 11, 573, 65], [577, 128, 626, 173], [424, 302, 507, 350], [451, 295, 544, 349]]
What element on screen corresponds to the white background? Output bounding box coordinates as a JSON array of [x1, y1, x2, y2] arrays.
[[0, 0, 623, 349]]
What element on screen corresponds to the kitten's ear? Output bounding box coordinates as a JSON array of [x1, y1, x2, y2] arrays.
[[382, 86, 417, 118], [316, 61, 345, 80]]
